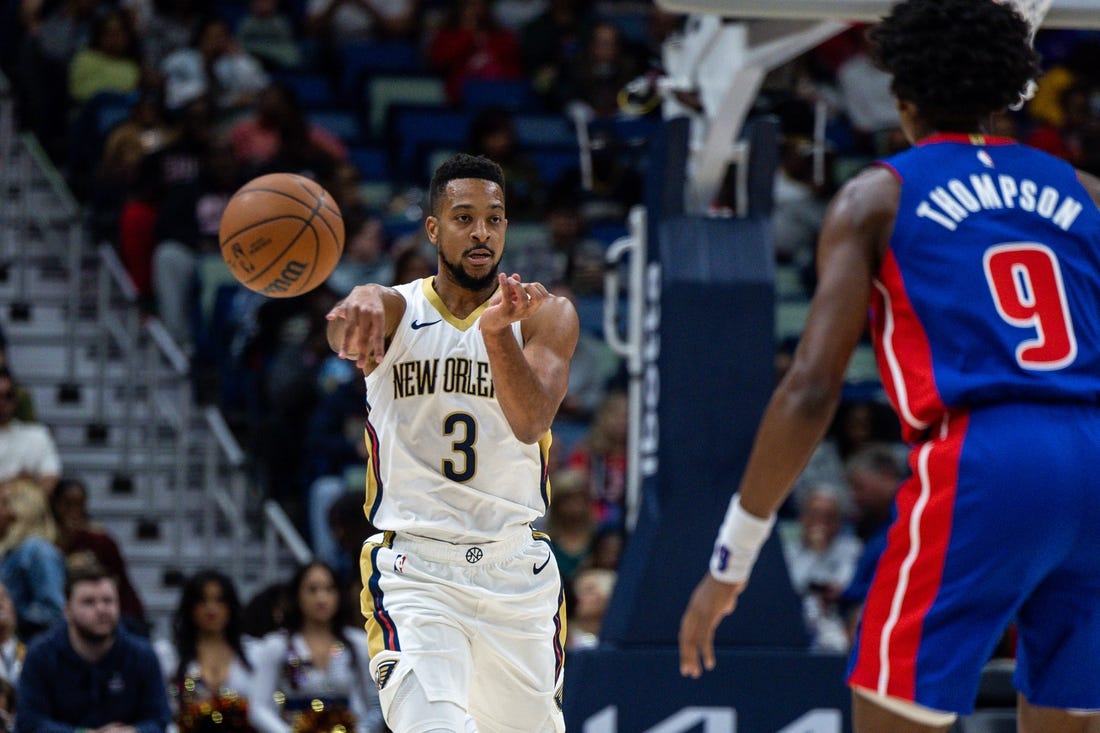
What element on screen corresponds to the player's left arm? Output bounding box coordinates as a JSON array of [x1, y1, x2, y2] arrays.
[[480, 273, 580, 444]]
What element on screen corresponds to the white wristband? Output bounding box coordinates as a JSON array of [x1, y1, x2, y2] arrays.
[[709, 493, 776, 584]]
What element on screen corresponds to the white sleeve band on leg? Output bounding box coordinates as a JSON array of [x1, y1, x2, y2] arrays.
[[708, 494, 776, 584]]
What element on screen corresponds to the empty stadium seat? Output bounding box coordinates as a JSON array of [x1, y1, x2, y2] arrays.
[[347, 145, 390, 181], [307, 109, 363, 145], [462, 78, 539, 112], [513, 113, 576, 148], [529, 148, 579, 187], [364, 73, 447, 141], [339, 41, 424, 101], [387, 106, 471, 184], [272, 71, 335, 109]]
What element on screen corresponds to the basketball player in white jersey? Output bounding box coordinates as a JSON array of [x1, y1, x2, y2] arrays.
[[325, 153, 579, 733]]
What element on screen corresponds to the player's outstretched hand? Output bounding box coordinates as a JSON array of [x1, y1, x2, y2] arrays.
[[326, 284, 388, 369], [480, 273, 550, 334], [678, 574, 747, 678]]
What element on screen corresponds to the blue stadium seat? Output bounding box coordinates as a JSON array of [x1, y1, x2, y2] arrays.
[[347, 145, 390, 182], [215, 0, 248, 31], [272, 71, 335, 109], [529, 148, 579, 187], [462, 78, 539, 112], [513, 113, 576, 148], [307, 109, 363, 145], [364, 73, 448, 141], [340, 41, 425, 102], [589, 222, 629, 247], [387, 106, 471, 184], [605, 10, 651, 46]]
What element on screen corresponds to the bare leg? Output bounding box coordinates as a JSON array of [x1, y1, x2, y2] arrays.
[[852, 690, 954, 733], [1018, 695, 1100, 733]]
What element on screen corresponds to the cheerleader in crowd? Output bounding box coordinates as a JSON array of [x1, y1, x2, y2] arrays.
[[156, 569, 256, 732], [248, 561, 384, 733]]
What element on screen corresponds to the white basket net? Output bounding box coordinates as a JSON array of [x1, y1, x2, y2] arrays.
[[1001, 0, 1055, 40]]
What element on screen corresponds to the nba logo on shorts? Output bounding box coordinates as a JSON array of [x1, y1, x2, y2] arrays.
[[393, 554, 407, 574]]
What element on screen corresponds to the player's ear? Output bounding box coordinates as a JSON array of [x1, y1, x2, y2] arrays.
[[425, 216, 439, 245]]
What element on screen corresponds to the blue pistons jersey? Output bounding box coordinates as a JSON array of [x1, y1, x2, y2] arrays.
[[868, 133, 1100, 442], [848, 135, 1100, 714]]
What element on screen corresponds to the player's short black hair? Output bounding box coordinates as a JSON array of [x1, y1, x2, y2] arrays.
[[869, 0, 1041, 130], [429, 153, 506, 215]]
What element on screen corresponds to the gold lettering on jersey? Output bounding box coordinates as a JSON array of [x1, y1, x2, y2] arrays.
[[392, 359, 439, 398], [392, 358, 494, 399]]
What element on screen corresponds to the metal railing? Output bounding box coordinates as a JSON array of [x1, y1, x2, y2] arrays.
[[4, 68, 314, 604], [94, 245, 308, 593]]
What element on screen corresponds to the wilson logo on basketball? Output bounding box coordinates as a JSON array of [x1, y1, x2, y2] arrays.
[[229, 242, 255, 274], [262, 260, 309, 294]]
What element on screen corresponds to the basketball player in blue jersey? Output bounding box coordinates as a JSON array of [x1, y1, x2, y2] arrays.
[[325, 153, 579, 733], [679, 1, 1100, 731]]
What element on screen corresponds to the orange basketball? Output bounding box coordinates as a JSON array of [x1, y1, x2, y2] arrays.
[[218, 173, 344, 298]]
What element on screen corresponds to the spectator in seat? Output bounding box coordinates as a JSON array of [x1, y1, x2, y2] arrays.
[[139, 0, 209, 68], [0, 479, 66, 642], [50, 478, 148, 635], [325, 214, 395, 295], [67, 9, 144, 111], [557, 21, 642, 119], [96, 89, 174, 253], [565, 567, 615, 650], [838, 443, 906, 642], [502, 190, 605, 295], [15, 561, 170, 732], [227, 82, 347, 176], [780, 483, 862, 652], [0, 370, 61, 495], [567, 389, 628, 528], [305, 0, 420, 49], [466, 107, 546, 222], [0, 582, 25, 685], [428, 0, 524, 106], [304, 371, 370, 569], [236, 0, 302, 71], [151, 136, 243, 355], [161, 15, 268, 118], [541, 468, 595, 581], [0, 677, 13, 732], [519, 0, 597, 111]]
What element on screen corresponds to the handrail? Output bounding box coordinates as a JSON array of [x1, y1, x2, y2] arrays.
[[98, 243, 140, 302], [204, 407, 245, 466], [19, 133, 79, 219], [144, 319, 190, 375], [264, 500, 312, 563]]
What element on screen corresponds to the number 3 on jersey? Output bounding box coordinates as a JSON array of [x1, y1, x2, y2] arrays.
[[983, 242, 1078, 371], [443, 412, 477, 482]]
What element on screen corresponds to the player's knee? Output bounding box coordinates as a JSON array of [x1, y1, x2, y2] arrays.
[[385, 669, 467, 733]]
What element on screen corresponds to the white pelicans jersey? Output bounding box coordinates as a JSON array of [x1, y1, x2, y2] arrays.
[[361, 277, 552, 543]]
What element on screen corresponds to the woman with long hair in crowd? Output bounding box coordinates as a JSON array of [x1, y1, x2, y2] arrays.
[[248, 561, 384, 733], [0, 479, 65, 641], [156, 569, 256, 731]]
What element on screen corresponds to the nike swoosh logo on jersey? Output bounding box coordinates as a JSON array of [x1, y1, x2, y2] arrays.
[[411, 319, 442, 330], [533, 553, 552, 575]]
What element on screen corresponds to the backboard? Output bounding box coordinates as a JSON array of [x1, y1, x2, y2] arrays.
[[654, 0, 1100, 28]]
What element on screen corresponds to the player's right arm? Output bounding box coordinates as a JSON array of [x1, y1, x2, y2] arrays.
[[326, 284, 407, 373], [678, 164, 899, 678]]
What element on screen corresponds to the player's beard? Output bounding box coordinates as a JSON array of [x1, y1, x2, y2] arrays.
[[441, 250, 499, 291]]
